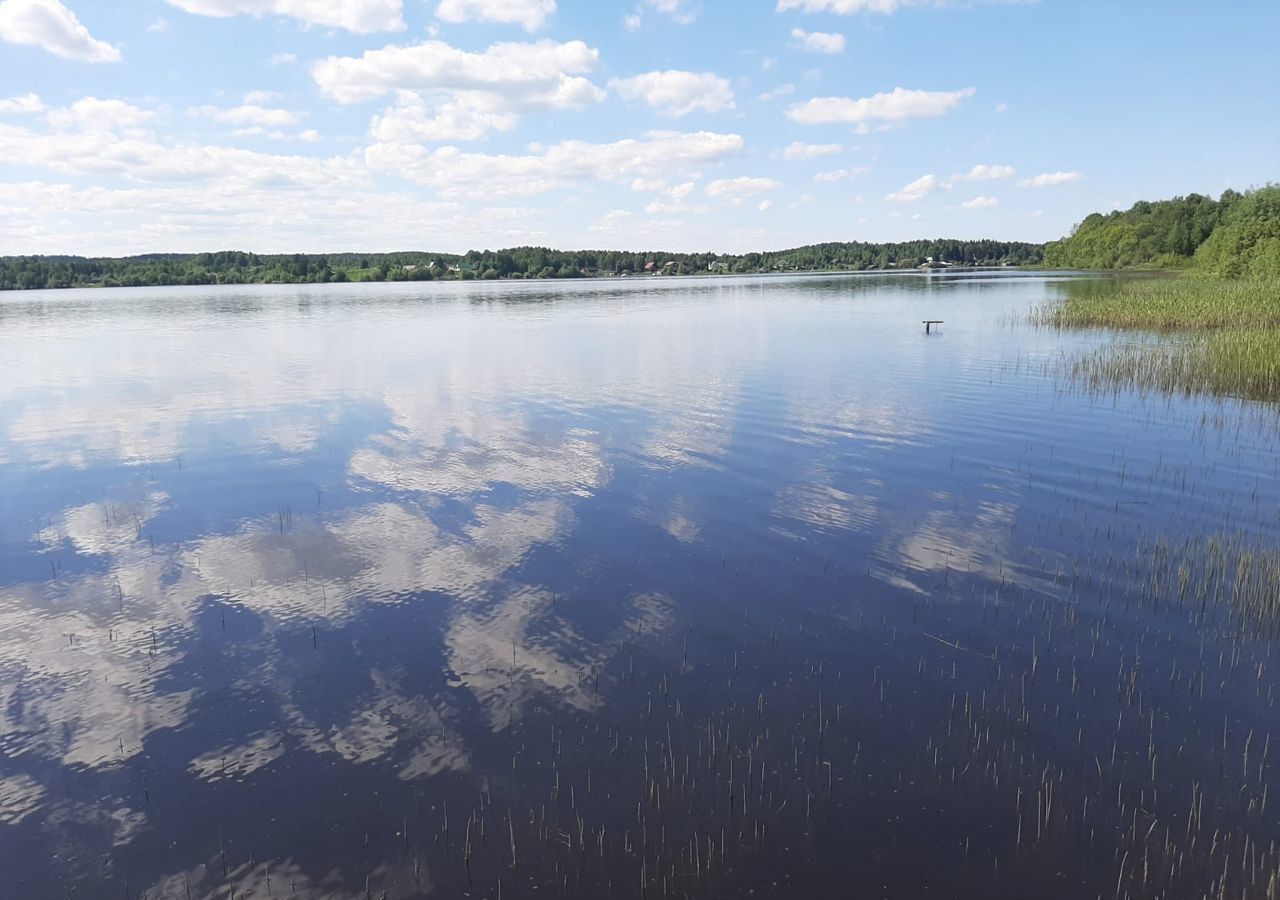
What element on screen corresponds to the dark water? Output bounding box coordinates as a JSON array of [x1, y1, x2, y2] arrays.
[[1, 273, 1277, 900]]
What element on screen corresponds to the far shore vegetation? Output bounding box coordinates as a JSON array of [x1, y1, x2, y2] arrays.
[[0, 239, 1043, 291]]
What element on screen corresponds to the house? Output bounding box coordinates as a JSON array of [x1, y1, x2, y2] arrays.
[[644, 261, 656, 272]]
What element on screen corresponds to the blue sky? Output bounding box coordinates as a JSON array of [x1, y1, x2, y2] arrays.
[[0, 0, 1276, 255]]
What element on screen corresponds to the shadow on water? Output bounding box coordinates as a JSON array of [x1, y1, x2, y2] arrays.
[[0, 273, 1276, 899]]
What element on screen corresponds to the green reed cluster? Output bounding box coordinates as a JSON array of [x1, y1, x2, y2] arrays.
[[1035, 277, 1280, 400]]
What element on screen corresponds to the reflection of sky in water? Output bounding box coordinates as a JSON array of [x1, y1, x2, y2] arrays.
[[2, 273, 1279, 897]]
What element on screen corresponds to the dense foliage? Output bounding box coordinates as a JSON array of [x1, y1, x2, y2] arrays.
[[1194, 187, 1280, 278], [0, 240, 1043, 291], [1044, 186, 1279, 275]]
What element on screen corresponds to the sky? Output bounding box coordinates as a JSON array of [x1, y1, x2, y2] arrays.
[[0, 0, 1276, 256]]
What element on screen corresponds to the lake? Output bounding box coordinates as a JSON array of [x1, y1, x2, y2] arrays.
[[1, 272, 1277, 899]]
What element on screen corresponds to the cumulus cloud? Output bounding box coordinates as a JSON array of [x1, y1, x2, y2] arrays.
[[191, 103, 305, 128], [789, 27, 845, 53], [960, 195, 997, 209], [948, 163, 1015, 183], [314, 39, 603, 107], [371, 94, 520, 143], [1017, 170, 1083, 188], [44, 97, 156, 131], [780, 141, 842, 160], [609, 70, 734, 118], [786, 86, 974, 129], [757, 83, 796, 102], [0, 110, 364, 189], [436, 0, 555, 32], [644, 0, 697, 24], [814, 166, 868, 182], [779, 0, 893, 9], [366, 130, 744, 199], [704, 176, 780, 204], [314, 39, 604, 142], [885, 173, 942, 203], [777, 0, 1027, 13], [164, 0, 405, 33], [0, 0, 120, 62], [0, 92, 44, 114]]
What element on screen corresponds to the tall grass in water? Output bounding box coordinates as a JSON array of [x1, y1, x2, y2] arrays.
[[1033, 277, 1280, 400]]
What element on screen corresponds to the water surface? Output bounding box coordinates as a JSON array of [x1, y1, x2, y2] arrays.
[[1, 273, 1277, 899]]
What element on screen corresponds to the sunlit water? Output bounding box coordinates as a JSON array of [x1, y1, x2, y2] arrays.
[[1, 273, 1276, 900]]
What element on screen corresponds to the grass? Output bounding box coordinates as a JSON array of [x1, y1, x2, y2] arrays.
[[1034, 276, 1280, 400]]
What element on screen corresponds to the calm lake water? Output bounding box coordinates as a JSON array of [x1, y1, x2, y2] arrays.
[[1, 272, 1277, 900]]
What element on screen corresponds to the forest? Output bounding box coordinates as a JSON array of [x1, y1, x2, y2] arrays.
[[0, 240, 1044, 291], [1043, 185, 1279, 276]]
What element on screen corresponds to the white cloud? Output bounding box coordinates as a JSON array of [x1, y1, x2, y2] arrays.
[[787, 86, 974, 128], [192, 103, 305, 128], [1017, 170, 1083, 188], [372, 94, 522, 142], [949, 163, 1015, 183], [146, 17, 171, 32], [757, 83, 796, 102], [779, 0, 896, 9], [669, 181, 697, 200], [814, 166, 868, 182], [0, 0, 120, 62], [961, 195, 997, 209], [316, 39, 604, 142], [366, 130, 744, 200], [885, 173, 942, 203], [269, 51, 296, 65], [0, 111, 365, 189], [436, 0, 555, 32], [645, 0, 697, 24], [589, 208, 633, 232], [242, 89, 281, 104], [641, 179, 707, 214], [623, 12, 641, 30], [164, 0, 405, 34], [789, 27, 845, 54], [704, 176, 780, 204], [314, 39, 603, 108], [777, 0, 1026, 13], [780, 141, 842, 160], [0, 92, 44, 114], [758, 199, 773, 211], [44, 97, 157, 131], [609, 71, 734, 118]]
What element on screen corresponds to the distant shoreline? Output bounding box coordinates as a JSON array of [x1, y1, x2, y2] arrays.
[[0, 240, 1046, 292]]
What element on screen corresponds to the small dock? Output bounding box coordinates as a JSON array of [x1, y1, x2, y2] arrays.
[[923, 320, 944, 334]]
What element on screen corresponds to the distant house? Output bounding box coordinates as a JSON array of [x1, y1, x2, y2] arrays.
[[644, 261, 656, 272], [402, 264, 418, 272]]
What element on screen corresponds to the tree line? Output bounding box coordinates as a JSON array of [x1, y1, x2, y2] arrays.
[[1043, 186, 1279, 276], [0, 240, 1044, 292]]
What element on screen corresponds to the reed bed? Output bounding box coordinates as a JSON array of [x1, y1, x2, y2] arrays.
[[1035, 277, 1280, 400], [1032, 277, 1280, 332]]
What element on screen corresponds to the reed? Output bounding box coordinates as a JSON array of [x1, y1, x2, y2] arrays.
[[1034, 276, 1280, 400]]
